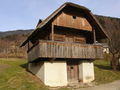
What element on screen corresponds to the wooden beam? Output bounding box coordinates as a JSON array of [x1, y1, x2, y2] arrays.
[[51, 23, 54, 41], [93, 28, 96, 44], [49, 58, 56, 63], [28, 41, 30, 50]]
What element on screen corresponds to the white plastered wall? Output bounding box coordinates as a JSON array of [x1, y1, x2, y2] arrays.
[[79, 60, 94, 83], [28, 61, 68, 87], [44, 61, 68, 87], [28, 62, 44, 82]]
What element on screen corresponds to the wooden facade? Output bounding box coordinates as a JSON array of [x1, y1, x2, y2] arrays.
[[20, 3, 107, 62], [20, 3, 108, 85], [53, 11, 92, 31], [28, 40, 103, 62]]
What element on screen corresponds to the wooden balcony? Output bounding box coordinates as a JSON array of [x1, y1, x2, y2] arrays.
[[28, 40, 103, 62]]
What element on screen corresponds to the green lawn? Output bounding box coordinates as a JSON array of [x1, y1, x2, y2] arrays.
[[0, 58, 120, 90], [0, 58, 49, 90], [94, 60, 120, 84], [0, 58, 70, 90]]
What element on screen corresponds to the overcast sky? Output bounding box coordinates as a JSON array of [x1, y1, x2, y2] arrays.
[[0, 0, 120, 31]]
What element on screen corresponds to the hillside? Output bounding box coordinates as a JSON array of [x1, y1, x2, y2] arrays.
[[95, 15, 120, 38], [0, 29, 33, 58], [0, 58, 120, 89], [0, 29, 33, 38]]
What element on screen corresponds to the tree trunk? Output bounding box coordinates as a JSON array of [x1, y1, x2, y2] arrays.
[[111, 55, 117, 70], [117, 55, 120, 70]]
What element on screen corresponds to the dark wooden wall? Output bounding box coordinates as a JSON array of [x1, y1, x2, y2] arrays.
[[27, 9, 95, 51], [52, 28, 86, 43], [50, 10, 94, 44]]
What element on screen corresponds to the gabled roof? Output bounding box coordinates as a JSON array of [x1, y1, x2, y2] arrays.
[[20, 2, 109, 47]]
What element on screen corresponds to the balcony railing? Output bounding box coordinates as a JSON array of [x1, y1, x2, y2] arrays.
[[28, 40, 103, 62]]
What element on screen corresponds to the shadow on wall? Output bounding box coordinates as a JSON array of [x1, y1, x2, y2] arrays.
[[20, 60, 44, 76], [95, 64, 112, 70]]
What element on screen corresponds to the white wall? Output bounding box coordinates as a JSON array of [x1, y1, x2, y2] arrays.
[[28, 62, 45, 82], [44, 61, 68, 87], [28, 60, 94, 86], [79, 61, 94, 83]]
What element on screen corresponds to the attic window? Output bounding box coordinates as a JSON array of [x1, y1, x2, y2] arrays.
[[72, 16, 76, 19]]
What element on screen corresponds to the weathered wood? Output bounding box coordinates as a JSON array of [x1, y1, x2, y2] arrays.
[[51, 23, 54, 41], [52, 11, 92, 31], [93, 28, 96, 43], [67, 61, 79, 81], [28, 41, 30, 50], [28, 40, 103, 62]]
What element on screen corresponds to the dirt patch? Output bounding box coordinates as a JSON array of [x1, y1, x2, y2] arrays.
[[0, 64, 10, 73], [76, 80, 120, 90]]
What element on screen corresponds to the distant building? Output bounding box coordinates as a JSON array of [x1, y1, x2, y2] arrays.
[[95, 42, 109, 54], [102, 43, 109, 54]]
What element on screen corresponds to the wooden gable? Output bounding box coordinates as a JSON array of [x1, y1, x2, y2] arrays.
[[52, 10, 92, 31]]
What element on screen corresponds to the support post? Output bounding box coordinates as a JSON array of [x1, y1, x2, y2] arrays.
[[28, 41, 30, 51], [49, 58, 56, 63], [51, 23, 54, 41], [93, 28, 96, 44]]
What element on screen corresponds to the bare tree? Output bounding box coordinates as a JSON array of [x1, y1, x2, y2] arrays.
[[109, 29, 120, 70]]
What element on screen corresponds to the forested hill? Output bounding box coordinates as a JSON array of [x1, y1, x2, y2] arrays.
[[0, 29, 33, 58], [0, 29, 33, 38]]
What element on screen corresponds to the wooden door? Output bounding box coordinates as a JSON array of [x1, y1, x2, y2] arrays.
[[67, 61, 79, 82]]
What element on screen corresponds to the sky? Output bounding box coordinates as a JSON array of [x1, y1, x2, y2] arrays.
[[0, 0, 120, 32]]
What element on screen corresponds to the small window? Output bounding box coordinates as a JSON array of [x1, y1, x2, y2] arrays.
[[72, 16, 76, 19]]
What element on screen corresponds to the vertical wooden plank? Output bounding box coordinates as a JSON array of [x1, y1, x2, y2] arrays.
[[28, 40, 103, 61], [51, 23, 54, 41], [28, 41, 30, 50], [93, 28, 96, 44]]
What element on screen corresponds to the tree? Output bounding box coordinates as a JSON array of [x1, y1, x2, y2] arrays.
[[96, 15, 120, 70], [109, 29, 120, 70]]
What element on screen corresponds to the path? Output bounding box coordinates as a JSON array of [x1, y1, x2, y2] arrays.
[[77, 80, 120, 90]]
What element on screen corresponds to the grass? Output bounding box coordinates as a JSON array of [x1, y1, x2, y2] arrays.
[[0, 58, 49, 90], [94, 60, 120, 84], [0, 58, 70, 90], [0, 58, 120, 90]]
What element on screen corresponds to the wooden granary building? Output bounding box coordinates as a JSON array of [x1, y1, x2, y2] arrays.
[[21, 2, 108, 87]]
